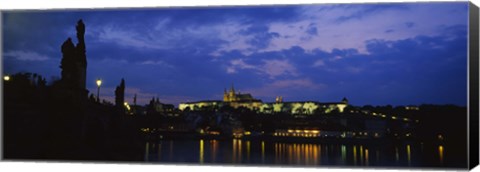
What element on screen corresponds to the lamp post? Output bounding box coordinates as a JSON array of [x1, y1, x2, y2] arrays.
[[3, 75, 10, 81], [96, 78, 102, 102]]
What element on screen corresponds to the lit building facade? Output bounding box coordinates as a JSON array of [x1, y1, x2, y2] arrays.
[[258, 97, 349, 115], [179, 85, 349, 114], [178, 100, 224, 111]]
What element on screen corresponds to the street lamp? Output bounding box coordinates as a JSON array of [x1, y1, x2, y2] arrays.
[[3, 75, 10, 81], [96, 78, 102, 102]]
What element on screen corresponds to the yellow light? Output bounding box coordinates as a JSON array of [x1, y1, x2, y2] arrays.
[[391, 116, 397, 120], [244, 131, 251, 135], [96, 79, 102, 87], [311, 130, 320, 134], [304, 130, 310, 133], [287, 129, 293, 133], [3, 75, 10, 81], [124, 102, 131, 111], [403, 118, 409, 121], [199, 139, 204, 164], [438, 145, 444, 163]]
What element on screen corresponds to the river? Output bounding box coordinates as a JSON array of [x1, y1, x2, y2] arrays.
[[142, 139, 465, 168]]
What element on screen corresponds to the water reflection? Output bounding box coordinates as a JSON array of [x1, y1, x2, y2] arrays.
[[395, 147, 400, 163], [144, 140, 450, 167], [353, 145, 357, 165], [365, 149, 369, 166], [199, 139, 204, 164], [144, 142, 149, 161], [341, 145, 346, 162], [261, 141, 265, 163], [246, 141, 251, 161], [210, 140, 218, 162], [169, 140, 173, 160], [438, 145, 444, 165], [157, 143, 162, 161], [359, 145, 364, 165], [406, 144, 411, 166]]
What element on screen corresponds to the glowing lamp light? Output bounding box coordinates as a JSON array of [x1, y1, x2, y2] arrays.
[[124, 102, 131, 111], [96, 79, 102, 87], [3, 75, 10, 81], [96, 78, 102, 102]]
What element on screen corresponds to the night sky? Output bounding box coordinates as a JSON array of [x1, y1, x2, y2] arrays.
[[2, 2, 469, 106]]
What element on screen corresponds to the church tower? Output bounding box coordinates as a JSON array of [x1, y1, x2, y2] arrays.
[[223, 88, 229, 102], [229, 84, 236, 102]]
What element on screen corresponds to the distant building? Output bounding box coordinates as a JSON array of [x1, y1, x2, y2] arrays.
[[178, 100, 224, 111], [405, 106, 420, 110], [223, 84, 262, 103], [258, 98, 348, 115], [147, 97, 175, 114], [179, 85, 349, 114]]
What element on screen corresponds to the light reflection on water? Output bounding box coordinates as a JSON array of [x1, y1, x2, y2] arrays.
[[438, 145, 444, 165], [199, 139, 204, 164], [144, 139, 450, 167]]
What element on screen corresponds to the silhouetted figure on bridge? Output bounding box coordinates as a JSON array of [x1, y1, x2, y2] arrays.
[[60, 19, 87, 92], [115, 78, 125, 109]]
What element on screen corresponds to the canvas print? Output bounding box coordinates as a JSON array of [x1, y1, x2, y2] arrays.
[[1, 2, 475, 169]]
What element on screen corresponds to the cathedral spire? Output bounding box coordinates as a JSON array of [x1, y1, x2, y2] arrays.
[[133, 94, 137, 106], [230, 83, 235, 93]]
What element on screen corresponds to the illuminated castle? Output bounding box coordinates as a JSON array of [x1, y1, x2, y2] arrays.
[[179, 84, 348, 115], [223, 84, 260, 102]]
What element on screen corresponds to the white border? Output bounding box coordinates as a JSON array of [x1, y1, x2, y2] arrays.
[[0, 0, 479, 172], [0, 0, 475, 10]]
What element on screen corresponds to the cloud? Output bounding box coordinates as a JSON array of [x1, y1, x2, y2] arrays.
[[138, 60, 174, 68], [261, 59, 298, 79], [92, 25, 168, 50], [243, 78, 327, 99], [312, 60, 325, 67], [210, 22, 256, 56], [270, 79, 323, 89], [3, 50, 50, 61], [260, 3, 467, 54], [226, 58, 298, 79], [329, 55, 343, 61], [346, 66, 364, 74], [80, 4, 466, 58], [226, 59, 256, 73]]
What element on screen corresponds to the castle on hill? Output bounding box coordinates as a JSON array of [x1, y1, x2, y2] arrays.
[[179, 84, 348, 115], [223, 84, 261, 102]]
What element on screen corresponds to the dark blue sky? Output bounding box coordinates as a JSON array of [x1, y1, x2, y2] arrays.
[[2, 2, 469, 106]]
